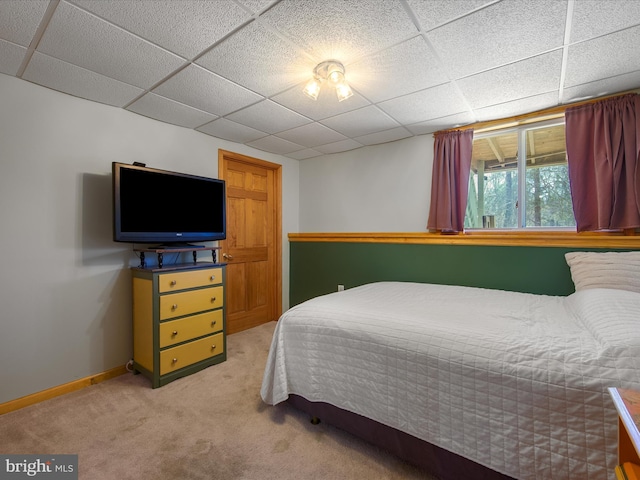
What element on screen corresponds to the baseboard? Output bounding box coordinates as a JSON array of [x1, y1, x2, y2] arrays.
[[0, 365, 128, 415]]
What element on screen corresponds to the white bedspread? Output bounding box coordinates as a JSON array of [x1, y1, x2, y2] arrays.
[[261, 282, 640, 480]]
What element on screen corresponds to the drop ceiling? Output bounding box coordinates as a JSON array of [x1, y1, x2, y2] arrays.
[[2, 0, 640, 160]]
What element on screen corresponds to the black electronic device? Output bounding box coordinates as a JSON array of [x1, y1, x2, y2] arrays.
[[112, 162, 226, 245]]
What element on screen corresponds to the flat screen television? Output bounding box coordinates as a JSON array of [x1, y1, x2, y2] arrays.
[[112, 162, 226, 245]]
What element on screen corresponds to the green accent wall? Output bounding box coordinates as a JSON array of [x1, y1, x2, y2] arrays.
[[290, 242, 624, 306]]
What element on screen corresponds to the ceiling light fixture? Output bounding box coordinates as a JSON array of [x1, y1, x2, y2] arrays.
[[303, 60, 353, 102]]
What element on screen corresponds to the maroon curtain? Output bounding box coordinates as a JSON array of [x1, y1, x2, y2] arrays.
[[565, 94, 640, 232], [427, 129, 474, 232]]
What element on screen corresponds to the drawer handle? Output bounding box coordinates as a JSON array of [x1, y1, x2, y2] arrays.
[[172, 358, 178, 364], [211, 320, 217, 327], [210, 275, 215, 281], [172, 304, 178, 310], [211, 297, 216, 303], [211, 345, 216, 351], [170, 280, 177, 286], [172, 330, 178, 336]]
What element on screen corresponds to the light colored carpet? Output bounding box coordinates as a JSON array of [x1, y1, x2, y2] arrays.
[[0, 321, 434, 479]]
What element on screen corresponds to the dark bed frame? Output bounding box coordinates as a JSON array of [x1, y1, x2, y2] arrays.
[[288, 395, 514, 480]]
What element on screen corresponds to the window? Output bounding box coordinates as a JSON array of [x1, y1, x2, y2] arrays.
[[464, 119, 575, 229]]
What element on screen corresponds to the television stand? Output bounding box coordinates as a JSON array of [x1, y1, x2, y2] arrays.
[[153, 243, 207, 249], [134, 246, 221, 269]]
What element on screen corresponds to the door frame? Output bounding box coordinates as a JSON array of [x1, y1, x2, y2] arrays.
[[218, 149, 282, 322]]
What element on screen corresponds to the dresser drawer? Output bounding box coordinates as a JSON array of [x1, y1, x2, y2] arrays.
[[160, 332, 224, 375], [159, 285, 224, 320], [158, 267, 223, 293], [159, 310, 223, 348]]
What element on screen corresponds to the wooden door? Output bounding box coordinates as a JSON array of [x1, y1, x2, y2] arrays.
[[218, 150, 282, 335]]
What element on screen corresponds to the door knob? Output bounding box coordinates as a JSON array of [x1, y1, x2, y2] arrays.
[[222, 253, 234, 260]]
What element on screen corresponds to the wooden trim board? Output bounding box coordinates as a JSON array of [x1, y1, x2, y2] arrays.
[[0, 365, 128, 415], [289, 232, 640, 249]]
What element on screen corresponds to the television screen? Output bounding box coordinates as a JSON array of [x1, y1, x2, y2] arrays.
[[112, 162, 226, 245]]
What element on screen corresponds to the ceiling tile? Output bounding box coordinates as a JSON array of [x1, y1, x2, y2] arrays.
[[564, 26, 640, 88], [3, 0, 639, 161], [347, 36, 449, 103], [197, 118, 267, 144], [226, 100, 311, 134], [152, 64, 262, 116], [427, 0, 567, 79], [23, 52, 144, 107], [0, 40, 26, 76], [406, 111, 477, 135], [260, 0, 418, 63], [272, 83, 370, 121], [321, 105, 400, 138], [127, 92, 217, 129], [378, 82, 469, 125], [247, 135, 305, 155], [314, 139, 364, 155], [72, 0, 251, 59], [473, 91, 559, 122], [570, 0, 640, 43], [38, 1, 185, 89], [285, 148, 324, 160], [457, 50, 563, 109], [196, 20, 312, 97], [562, 71, 640, 104], [354, 127, 413, 146], [275, 122, 347, 148], [405, 0, 494, 31], [235, 0, 279, 14], [0, 0, 48, 46]]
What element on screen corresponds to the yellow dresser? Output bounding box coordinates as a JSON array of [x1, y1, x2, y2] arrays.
[[132, 263, 226, 388]]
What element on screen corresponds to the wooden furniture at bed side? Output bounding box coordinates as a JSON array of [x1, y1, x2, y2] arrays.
[[609, 388, 640, 479], [619, 463, 640, 480], [132, 263, 226, 388]]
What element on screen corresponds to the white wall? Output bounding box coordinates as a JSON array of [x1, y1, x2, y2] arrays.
[[0, 74, 299, 404], [299, 135, 434, 232]]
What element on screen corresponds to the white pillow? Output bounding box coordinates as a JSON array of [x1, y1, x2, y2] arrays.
[[567, 288, 640, 346], [565, 251, 640, 294]]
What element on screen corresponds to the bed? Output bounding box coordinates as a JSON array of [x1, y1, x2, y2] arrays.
[[260, 252, 640, 479]]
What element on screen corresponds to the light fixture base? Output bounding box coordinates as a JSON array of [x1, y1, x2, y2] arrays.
[[303, 60, 353, 102]]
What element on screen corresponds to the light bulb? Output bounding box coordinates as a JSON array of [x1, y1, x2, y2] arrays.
[[328, 70, 342, 84], [303, 78, 321, 100], [335, 81, 353, 102]]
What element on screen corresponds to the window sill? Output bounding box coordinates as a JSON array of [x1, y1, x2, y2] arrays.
[[288, 231, 640, 249]]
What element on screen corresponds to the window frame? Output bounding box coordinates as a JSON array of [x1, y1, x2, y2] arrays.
[[468, 117, 574, 231]]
